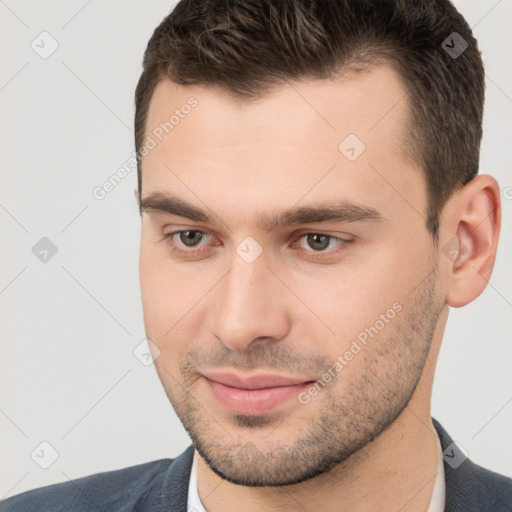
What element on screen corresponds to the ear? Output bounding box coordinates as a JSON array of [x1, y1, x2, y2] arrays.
[[442, 174, 501, 308]]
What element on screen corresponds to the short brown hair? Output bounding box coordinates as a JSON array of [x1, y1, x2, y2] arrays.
[[134, 0, 485, 240]]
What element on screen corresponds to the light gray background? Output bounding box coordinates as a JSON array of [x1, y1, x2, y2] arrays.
[[1, 0, 511, 498]]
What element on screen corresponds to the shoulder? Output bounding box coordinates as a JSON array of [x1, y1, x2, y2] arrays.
[[0, 458, 174, 512], [459, 460, 512, 510], [432, 417, 512, 511]]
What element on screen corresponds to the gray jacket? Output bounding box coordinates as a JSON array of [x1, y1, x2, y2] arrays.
[[1, 418, 511, 511]]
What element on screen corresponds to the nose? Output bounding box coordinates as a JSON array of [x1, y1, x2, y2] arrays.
[[211, 252, 291, 351]]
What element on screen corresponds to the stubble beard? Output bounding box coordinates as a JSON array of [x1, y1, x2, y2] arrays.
[[156, 265, 442, 487]]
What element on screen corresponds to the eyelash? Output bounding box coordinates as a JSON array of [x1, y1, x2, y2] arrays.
[[160, 229, 352, 260]]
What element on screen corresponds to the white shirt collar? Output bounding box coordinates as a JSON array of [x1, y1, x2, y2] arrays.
[[187, 451, 207, 512], [187, 436, 445, 512], [427, 432, 446, 512]]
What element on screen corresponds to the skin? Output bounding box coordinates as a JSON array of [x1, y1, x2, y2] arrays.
[[138, 65, 501, 511]]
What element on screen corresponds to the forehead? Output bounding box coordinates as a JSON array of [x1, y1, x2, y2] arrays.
[[145, 64, 410, 146], [141, 66, 425, 225]]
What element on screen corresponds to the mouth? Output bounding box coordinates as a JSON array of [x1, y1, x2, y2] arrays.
[[201, 370, 315, 415]]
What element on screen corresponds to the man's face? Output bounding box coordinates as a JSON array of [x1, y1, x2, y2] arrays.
[[139, 66, 444, 486]]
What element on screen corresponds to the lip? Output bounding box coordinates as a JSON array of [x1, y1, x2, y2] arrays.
[[201, 370, 314, 415]]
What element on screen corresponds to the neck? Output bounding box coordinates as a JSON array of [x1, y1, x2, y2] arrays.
[[196, 411, 439, 512]]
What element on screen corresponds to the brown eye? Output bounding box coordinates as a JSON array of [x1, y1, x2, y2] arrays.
[[179, 230, 204, 247], [306, 234, 331, 251]]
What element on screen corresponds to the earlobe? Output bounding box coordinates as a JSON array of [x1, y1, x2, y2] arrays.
[[444, 175, 501, 308]]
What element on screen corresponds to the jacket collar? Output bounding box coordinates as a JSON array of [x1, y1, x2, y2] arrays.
[[432, 417, 508, 511], [161, 419, 504, 511]]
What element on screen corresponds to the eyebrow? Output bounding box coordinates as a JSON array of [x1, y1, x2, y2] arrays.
[[139, 192, 384, 229]]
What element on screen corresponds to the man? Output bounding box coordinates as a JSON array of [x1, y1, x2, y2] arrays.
[[2, 0, 511, 511]]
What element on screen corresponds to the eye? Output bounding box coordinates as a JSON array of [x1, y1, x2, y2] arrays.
[[163, 229, 211, 249], [305, 234, 332, 251], [177, 230, 206, 247], [293, 233, 350, 252]]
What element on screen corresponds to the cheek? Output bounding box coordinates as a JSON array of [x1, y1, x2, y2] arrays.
[[139, 245, 161, 319], [139, 242, 182, 339], [139, 259, 194, 370], [139, 242, 216, 344], [286, 259, 401, 330], [284, 244, 424, 355]]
